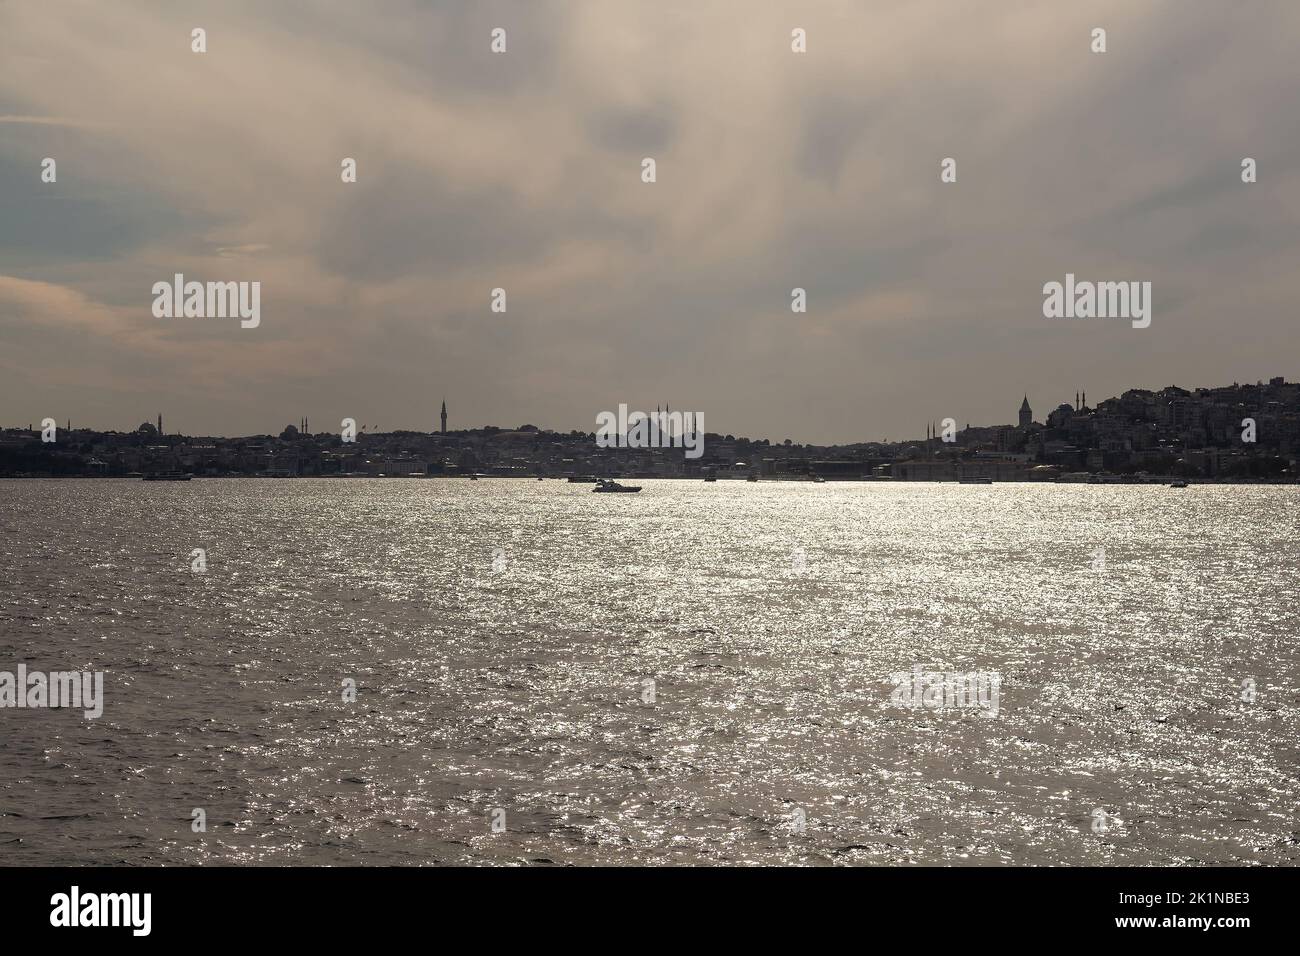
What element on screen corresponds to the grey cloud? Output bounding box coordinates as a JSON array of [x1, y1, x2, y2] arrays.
[[587, 105, 677, 155], [798, 96, 870, 188], [4, 0, 1300, 443]]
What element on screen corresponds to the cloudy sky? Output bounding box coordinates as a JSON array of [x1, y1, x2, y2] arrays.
[[1, 0, 1298, 443]]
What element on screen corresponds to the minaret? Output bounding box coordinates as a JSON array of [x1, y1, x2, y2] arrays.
[[157, 413, 162, 435], [440, 399, 447, 435]]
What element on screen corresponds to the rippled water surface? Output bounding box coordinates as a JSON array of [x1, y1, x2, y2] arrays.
[[1, 478, 1298, 865]]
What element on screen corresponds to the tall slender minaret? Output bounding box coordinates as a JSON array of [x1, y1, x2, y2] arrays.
[[157, 413, 162, 436], [440, 399, 447, 435]]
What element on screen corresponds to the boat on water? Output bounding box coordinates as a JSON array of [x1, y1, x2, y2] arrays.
[[958, 476, 993, 484], [703, 476, 717, 482], [469, 474, 479, 481], [1169, 479, 1189, 488], [746, 475, 759, 482], [592, 479, 642, 493], [812, 476, 826, 483], [142, 472, 192, 481]]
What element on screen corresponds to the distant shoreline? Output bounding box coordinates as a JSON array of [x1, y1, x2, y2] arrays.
[[2, 475, 1296, 485]]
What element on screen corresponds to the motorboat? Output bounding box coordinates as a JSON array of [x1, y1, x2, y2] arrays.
[[593, 479, 642, 493]]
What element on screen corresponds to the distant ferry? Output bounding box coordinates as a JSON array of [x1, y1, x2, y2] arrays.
[[142, 471, 192, 481], [1169, 479, 1189, 488], [703, 475, 717, 482]]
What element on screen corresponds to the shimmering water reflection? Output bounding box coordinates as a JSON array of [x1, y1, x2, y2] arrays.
[[1, 479, 1297, 865]]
